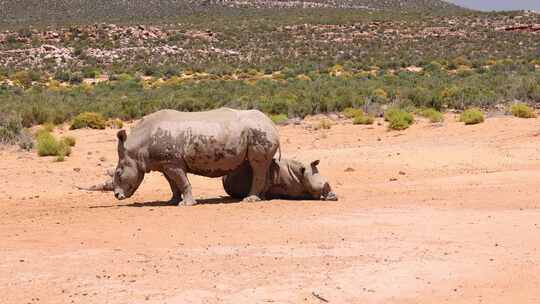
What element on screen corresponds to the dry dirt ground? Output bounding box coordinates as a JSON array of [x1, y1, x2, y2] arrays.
[[2, 114, 540, 303]]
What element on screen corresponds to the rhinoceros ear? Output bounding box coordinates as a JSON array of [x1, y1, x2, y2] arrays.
[[117, 130, 127, 142], [311, 160, 320, 167], [117, 130, 127, 158]]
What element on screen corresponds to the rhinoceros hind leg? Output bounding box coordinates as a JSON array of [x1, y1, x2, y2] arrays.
[[163, 166, 197, 207], [245, 156, 272, 202], [164, 173, 182, 205]]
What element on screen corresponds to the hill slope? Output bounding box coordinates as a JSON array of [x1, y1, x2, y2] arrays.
[[0, 0, 467, 26]]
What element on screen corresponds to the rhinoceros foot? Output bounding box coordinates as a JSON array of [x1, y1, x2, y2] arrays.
[[243, 195, 262, 203], [178, 198, 198, 207]]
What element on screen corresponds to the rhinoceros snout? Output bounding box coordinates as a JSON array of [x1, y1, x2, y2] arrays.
[[323, 191, 338, 201], [114, 191, 126, 200], [321, 183, 337, 201]]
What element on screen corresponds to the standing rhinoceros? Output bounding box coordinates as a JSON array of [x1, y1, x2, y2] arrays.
[[222, 158, 338, 201], [81, 108, 280, 206]]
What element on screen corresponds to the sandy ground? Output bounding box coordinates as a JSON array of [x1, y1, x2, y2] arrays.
[[2, 114, 540, 303]]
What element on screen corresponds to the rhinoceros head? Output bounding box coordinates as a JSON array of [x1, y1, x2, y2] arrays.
[[113, 130, 145, 200], [300, 160, 337, 201]]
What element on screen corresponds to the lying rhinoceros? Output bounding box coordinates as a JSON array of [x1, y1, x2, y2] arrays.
[[81, 108, 280, 205], [222, 158, 337, 201]]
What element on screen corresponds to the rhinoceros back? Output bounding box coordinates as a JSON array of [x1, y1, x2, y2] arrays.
[[126, 108, 278, 178]]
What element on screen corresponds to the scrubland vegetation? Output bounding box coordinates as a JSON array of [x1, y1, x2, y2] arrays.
[[384, 108, 414, 130], [35, 129, 76, 161], [70, 112, 107, 130], [510, 103, 537, 118], [1, 64, 539, 129], [0, 3, 538, 141], [460, 108, 485, 125], [418, 108, 444, 123]]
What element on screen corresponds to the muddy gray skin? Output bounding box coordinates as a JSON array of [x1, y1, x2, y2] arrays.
[[222, 158, 337, 201], [109, 108, 279, 206]]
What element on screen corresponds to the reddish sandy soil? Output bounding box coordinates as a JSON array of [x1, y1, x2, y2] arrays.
[[2, 114, 540, 303]]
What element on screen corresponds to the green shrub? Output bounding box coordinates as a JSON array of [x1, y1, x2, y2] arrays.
[[460, 108, 485, 125], [353, 113, 374, 125], [82, 68, 99, 79], [107, 118, 124, 129], [316, 119, 332, 130], [54, 70, 71, 82], [69, 72, 84, 84], [419, 108, 444, 123], [0, 113, 23, 144], [424, 61, 443, 72], [269, 114, 288, 125], [34, 127, 50, 139], [510, 103, 536, 119], [61, 136, 76, 147], [55, 142, 72, 162], [36, 131, 72, 160], [385, 108, 414, 130], [143, 66, 159, 77], [343, 107, 363, 118], [371, 88, 389, 104], [36, 132, 59, 156], [70, 112, 106, 130], [12, 71, 34, 87]]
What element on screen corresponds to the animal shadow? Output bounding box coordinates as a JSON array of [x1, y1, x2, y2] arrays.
[[89, 196, 241, 208], [127, 196, 241, 207]]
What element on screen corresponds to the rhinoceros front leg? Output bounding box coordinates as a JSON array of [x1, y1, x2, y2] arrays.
[[163, 173, 182, 205], [162, 166, 197, 206]]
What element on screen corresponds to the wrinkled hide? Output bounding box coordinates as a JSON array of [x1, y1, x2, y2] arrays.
[[110, 108, 280, 205], [222, 158, 337, 201]]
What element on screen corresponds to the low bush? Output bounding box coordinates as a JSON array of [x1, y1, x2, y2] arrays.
[[54, 70, 71, 82], [36, 132, 59, 156], [316, 119, 332, 130], [419, 108, 444, 123], [82, 68, 99, 79], [342, 107, 363, 118], [460, 108, 485, 125], [70, 112, 106, 130], [36, 131, 72, 161], [269, 114, 288, 125], [385, 108, 414, 130], [34, 127, 50, 139], [55, 143, 72, 162], [353, 114, 374, 125], [69, 72, 84, 84], [510, 103, 536, 119], [61, 136, 76, 147], [12, 71, 34, 87]]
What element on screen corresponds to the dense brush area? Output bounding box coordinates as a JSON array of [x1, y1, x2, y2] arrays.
[[1, 1, 539, 129]]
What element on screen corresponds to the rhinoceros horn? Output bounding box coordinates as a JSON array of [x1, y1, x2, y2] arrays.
[[76, 179, 114, 192]]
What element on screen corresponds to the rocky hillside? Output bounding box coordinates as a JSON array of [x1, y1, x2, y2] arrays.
[[0, 0, 466, 26]]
